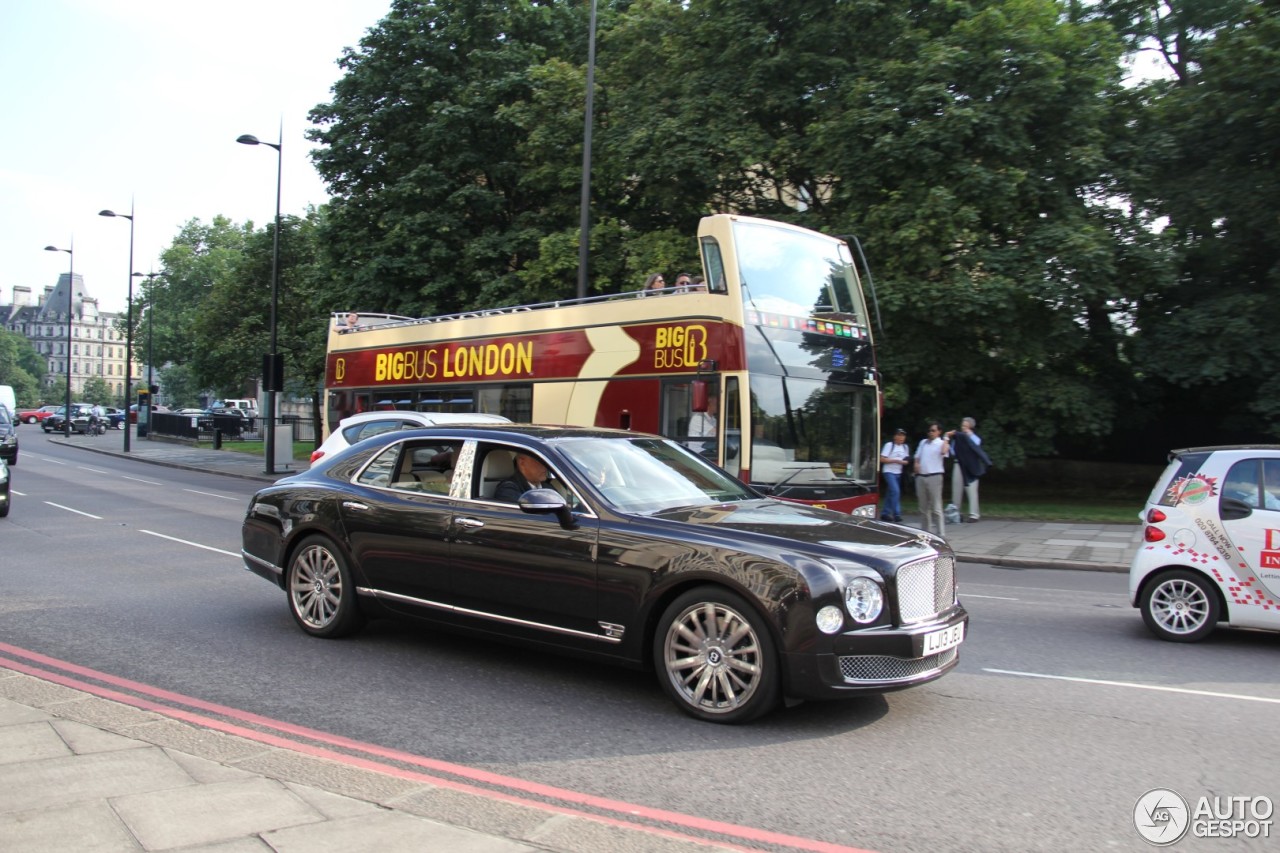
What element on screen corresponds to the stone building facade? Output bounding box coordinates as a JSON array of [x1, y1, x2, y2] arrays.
[[1, 275, 140, 401]]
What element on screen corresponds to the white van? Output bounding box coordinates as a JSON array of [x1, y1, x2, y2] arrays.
[[215, 398, 257, 412], [0, 385, 15, 420]]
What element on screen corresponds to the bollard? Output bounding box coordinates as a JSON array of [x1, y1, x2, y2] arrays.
[[213, 429, 222, 450]]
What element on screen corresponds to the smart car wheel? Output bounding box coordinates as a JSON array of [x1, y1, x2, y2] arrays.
[[1141, 569, 1220, 642], [655, 587, 779, 723], [286, 535, 364, 638]]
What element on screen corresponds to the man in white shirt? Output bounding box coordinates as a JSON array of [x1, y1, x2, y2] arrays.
[[687, 394, 718, 454], [914, 421, 950, 536]]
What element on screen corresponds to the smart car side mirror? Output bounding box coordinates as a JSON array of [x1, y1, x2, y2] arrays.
[[518, 488, 578, 529], [1220, 497, 1253, 521]]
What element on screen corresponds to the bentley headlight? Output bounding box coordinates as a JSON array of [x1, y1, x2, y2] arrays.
[[851, 505, 876, 518], [844, 577, 884, 624]]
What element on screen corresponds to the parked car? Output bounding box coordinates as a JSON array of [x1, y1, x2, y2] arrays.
[[243, 424, 968, 723], [1130, 445, 1280, 642], [103, 407, 127, 429], [43, 404, 93, 434], [0, 457, 10, 517], [16, 405, 60, 425], [208, 406, 253, 427], [129, 403, 169, 423], [309, 410, 512, 464], [0, 407, 16, 465]]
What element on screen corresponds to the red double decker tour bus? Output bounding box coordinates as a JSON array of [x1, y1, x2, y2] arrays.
[[325, 214, 881, 514]]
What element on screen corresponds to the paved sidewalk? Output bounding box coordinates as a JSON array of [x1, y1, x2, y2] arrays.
[[51, 429, 1142, 574], [0, 669, 730, 853]]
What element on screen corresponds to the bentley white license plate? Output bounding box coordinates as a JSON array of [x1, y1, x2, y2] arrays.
[[923, 622, 965, 655]]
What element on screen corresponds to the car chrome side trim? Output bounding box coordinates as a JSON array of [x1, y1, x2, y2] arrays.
[[356, 586, 622, 643], [242, 550, 282, 579]]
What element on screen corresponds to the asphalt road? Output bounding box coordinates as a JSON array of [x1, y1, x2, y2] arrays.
[[2, 429, 1277, 852]]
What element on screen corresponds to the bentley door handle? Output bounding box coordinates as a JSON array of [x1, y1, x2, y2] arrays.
[[341, 501, 370, 511], [454, 517, 485, 529]]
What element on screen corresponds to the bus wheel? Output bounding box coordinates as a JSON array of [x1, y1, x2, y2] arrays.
[[654, 587, 779, 723]]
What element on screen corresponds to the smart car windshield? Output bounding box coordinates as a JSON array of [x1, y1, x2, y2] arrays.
[[555, 436, 756, 513]]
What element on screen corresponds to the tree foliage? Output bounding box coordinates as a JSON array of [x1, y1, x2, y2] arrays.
[[116, 0, 1275, 464], [0, 330, 43, 406]]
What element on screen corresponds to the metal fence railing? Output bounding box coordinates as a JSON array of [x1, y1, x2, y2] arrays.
[[150, 412, 316, 444]]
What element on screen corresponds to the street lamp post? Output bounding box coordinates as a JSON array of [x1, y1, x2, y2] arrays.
[[100, 205, 135, 452], [44, 243, 74, 438], [133, 272, 162, 438], [237, 129, 283, 475]]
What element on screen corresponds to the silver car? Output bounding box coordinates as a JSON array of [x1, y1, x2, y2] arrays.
[[310, 410, 511, 464]]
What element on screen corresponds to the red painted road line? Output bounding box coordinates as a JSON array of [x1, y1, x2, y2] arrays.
[[0, 643, 876, 853]]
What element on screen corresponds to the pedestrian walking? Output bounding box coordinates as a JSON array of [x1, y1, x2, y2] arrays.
[[914, 421, 949, 537], [879, 428, 910, 522]]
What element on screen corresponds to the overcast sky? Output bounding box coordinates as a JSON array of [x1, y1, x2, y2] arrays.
[[1, 0, 392, 315]]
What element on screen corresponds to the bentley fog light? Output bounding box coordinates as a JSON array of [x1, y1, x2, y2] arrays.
[[815, 605, 844, 634], [844, 577, 883, 623]]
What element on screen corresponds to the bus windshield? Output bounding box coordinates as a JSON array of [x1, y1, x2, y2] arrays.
[[732, 219, 867, 324]]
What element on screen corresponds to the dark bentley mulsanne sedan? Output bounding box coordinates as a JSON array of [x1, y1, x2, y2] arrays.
[[242, 425, 967, 723]]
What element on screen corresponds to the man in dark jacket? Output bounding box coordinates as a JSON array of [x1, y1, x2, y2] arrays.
[[948, 417, 991, 522]]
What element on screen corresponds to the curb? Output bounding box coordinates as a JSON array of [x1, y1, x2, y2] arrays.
[[955, 553, 1127, 573]]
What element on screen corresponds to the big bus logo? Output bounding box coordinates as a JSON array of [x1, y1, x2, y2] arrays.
[[334, 358, 345, 382], [654, 325, 708, 370]]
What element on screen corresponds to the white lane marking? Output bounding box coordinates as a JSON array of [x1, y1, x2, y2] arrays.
[[77, 466, 110, 474], [182, 488, 239, 502], [39, 458, 69, 465], [964, 594, 1019, 600], [985, 668, 1280, 705], [12, 490, 26, 496], [140, 529, 239, 557], [122, 476, 164, 485], [44, 502, 103, 519]]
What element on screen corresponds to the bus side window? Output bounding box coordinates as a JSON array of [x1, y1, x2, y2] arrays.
[[701, 237, 727, 294]]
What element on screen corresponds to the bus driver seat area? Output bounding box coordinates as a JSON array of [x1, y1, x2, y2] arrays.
[[479, 450, 516, 500]]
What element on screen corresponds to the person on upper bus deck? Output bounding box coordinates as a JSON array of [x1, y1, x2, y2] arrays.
[[639, 273, 668, 296], [687, 276, 707, 292], [339, 311, 361, 332], [673, 272, 694, 293]]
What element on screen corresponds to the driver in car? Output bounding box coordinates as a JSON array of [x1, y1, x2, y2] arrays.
[[495, 452, 557, 503]]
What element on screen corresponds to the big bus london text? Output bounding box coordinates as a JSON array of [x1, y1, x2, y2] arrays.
[[325, 214, 881, 515]]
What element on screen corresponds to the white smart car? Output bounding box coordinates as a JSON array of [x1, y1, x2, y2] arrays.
[[1129, 445, 1280, 641], [309, 410, 511, 464]]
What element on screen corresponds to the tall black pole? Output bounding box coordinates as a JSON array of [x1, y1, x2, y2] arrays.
[[238, 129, 284, 475], [44, 243, 74, 437], [576, 0, 598, 300], [100, 205, 136, 451]]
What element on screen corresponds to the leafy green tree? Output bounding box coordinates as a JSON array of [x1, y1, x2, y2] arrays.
[[0, 330, 44, 406], [193, 209, 332, 406], [80, 376, 113, 406], [158, 363, 201, 409], [309, 0, 594, 316], [150, 217, 253, 370], [1125, 1, 1280, 443]]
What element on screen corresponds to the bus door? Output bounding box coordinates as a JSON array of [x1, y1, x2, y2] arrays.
[[661, 378, 720, 463]]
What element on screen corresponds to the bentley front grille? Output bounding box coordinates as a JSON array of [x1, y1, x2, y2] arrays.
[[896, 554, 956, 624]]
